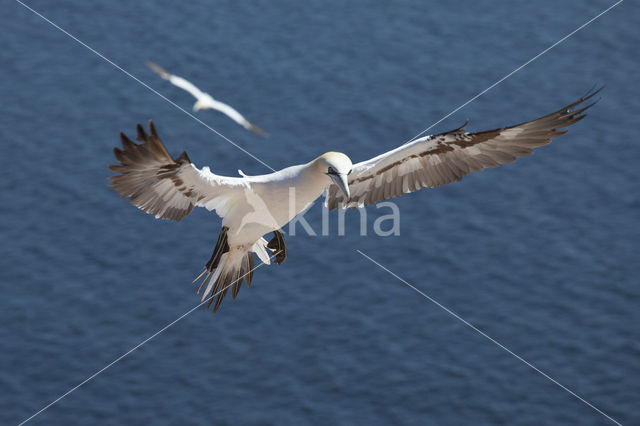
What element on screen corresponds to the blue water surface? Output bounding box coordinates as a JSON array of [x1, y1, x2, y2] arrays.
[[1, 1, 638, 424]]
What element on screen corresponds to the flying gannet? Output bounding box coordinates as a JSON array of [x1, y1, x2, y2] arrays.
[[109, 88, 600, 312], [146, 60, 268, 137]]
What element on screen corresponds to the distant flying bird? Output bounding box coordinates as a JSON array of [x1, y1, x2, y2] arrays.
[[109, 88, 600, 312], [146, 60, 268, 137]]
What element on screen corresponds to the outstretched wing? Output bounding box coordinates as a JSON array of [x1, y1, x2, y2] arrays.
[[109, 121, 247, 221], [168, 75, 207, 100], [327, 88, 601, 210], [146, 61, 206, 100], [146, 61, 268, 137], [209, 100, 269, 137]]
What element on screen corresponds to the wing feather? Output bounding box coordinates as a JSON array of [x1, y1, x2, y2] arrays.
[[168, 75, 206, 99], [146, 61, 206, 99], [109, 121, 246, 221], [327, 88, 601, 209]]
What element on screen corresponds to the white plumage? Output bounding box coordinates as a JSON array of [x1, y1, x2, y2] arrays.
[[146, 61, 268, 137], [110, 88, 600, 312]]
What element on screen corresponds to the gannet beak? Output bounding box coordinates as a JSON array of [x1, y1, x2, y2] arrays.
[[330, 173, 350, 199]]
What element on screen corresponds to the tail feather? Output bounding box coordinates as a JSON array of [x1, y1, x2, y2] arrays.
[[198, 248, 258, 313], [240, 254, 254, 288], [194, 228, 285, 313], [231, 268, 243, 300], [200, 253, 228, 301], [207, 270, 233, 313], [247, 254, 255, 286]]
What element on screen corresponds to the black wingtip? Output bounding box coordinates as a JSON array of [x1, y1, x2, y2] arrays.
[[561, 85, 604, 117], [580, 85, 604, 107], [575, 100, 599, 116], [572, 85, 604, 115], [176, 151, 191, 164], [119, 132, 137, 151], [583, 84, 604, 100], [119, 132, 130, 146], [136, 123, 147, 142], [148, 120, 158, 138]]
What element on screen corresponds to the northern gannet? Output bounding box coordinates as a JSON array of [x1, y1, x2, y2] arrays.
[[146, 61, 268, 137], [109, 88, 599, 312]]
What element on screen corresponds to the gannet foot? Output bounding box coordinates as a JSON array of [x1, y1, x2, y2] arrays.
[[267, 230, 287, 265]]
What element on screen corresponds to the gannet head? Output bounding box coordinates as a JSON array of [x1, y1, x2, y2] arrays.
[[312, 152, 353, 199], [193, 100, 206, 112]]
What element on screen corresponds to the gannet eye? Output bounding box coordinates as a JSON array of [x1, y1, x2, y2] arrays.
[[327, 166, 338, 175]]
